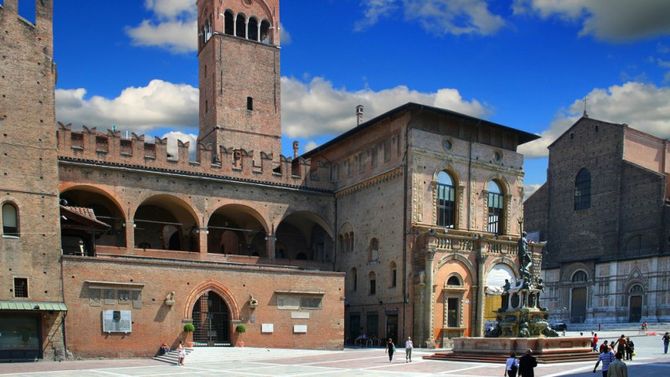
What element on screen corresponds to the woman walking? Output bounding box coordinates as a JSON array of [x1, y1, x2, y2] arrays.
[[177, 341, 186, 366], [385, 338, 395, 362], [504, 352, 519, 377]]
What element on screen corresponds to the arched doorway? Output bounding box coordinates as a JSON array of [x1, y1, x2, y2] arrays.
[[570, 270, 588, 323], [628, 285, 643, 322], [191, 292, 231, 346], [485, 264, 516, 321]]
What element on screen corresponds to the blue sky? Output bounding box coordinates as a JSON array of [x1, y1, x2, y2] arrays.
[[33, 0, 670, 195]]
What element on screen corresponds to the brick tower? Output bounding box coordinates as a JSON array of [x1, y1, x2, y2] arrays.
[[196, 0, 281, 161], [0, 0, 66, 360]]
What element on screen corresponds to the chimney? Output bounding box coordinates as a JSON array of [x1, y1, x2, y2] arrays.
[[292, 141, 299, 158], [356, 105, 364, 126]]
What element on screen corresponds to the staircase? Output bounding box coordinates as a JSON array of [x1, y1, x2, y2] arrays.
[[425, 350, 598, 364], [153, 348, 193, 365]]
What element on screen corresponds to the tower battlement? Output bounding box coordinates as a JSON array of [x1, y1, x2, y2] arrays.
[[56, 123, 333, 191]]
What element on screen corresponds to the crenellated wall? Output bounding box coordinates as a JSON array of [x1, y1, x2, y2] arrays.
[[56, 123, 334, 191]]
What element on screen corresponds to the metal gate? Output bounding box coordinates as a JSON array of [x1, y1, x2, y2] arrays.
[[192, 293, 230, 346]]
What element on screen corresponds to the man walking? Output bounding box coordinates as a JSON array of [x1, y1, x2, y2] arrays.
[[518, 349, 537, 377], [607, 352, 628, 377], [593, 345, 615, 377], [663, 332, 670, 354], [404, 337, 413, 362]]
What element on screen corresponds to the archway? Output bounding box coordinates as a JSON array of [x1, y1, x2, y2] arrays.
[[276, 212, 333, 262], [570, 270, 588, 323], [485, 263, 516, 321], [207, 204, 267, 256], [133, 195, 199, 252], [60, 187, 126, 247], [191, 291, 231, 346]]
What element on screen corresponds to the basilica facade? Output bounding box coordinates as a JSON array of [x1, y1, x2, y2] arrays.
[[0, 0, 540, 360]]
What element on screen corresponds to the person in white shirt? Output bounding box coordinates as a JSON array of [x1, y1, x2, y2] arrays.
[[504, 352, 519, 377], [405, 337, 414, 362]]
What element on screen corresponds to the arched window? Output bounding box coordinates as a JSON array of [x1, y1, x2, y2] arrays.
[[224, 10, 234, 35], [368, 238, 379, 262], [349, 232, 354, 252], [202, 15, 213, 45], [248, 17, 259, 41], [2, 203, 19, 237], [390, 262, 397, 288], [574, 168, 591, 210], [369, 271, 376, 295], [572, 270, 588, 283], [447, 275, 461, 286], [436, 171, 456, 228], [235, 14, 247, 38], [260, 20, 271, 44], [487, 181, 504, 234], [351, 267, 357, 292]]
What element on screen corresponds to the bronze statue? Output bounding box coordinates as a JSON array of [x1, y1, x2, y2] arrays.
[[518, 231, 532, 287]]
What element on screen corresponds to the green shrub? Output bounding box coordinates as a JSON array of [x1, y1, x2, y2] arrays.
[[235, 324, 246, 333], [183, 323, 195, 333]]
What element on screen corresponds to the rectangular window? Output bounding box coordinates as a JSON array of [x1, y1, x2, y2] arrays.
[[437, 183, 455, 228], [104, 289, 116, 305], [14, 278, 28, 298], [369, 278, 376, 295], [447, 297, 459, 327], [391, 269, 397, 288], [277, 294, 323, 310], [247, 97, 253, 111], [487, 192, 503, 234]]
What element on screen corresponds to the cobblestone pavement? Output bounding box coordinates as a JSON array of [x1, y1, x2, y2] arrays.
[[1, 332, 669, 376]]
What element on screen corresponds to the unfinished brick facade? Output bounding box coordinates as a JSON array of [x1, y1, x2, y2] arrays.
[[525, 117, 670, 324]]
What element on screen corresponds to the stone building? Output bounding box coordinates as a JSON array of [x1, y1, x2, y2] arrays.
[[0, 0, 541, 360], [525, 116, 670, 324]]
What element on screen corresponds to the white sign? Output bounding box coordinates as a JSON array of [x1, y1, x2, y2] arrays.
[[261, 323, 274, 333], [293, 324, 307, 333], [291, 311, 310, 319]]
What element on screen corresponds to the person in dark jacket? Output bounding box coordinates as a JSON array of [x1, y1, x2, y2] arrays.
[[384, 338, 395, 362], [518, 349, 537, 377]]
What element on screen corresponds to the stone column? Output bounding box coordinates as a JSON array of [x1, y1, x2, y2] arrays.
[[475, 237, 486, 337], [126, 217, 135, 252], [199, 228, 208, 258], [266, 233, 276, 261], [424, 244, 436, 347]]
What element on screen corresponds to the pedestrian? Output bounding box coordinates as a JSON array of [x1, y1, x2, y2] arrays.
[[176, 341, 186, 366], [384, 338, 395, 363], [599, 340, 609, 354], [592, 333, 599, 352], [593, 345, 615, 377], [404, 336, 413, 362], [612, 334, 626, 356], [504, 352, 519, 377], [518, 349, 537, 377], [624, 337, 634, 360], [607, 352, 628, 377], [663, 332, 670, 354]]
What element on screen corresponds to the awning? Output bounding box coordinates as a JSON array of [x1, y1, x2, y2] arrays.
[[0, 301, 68, 311]]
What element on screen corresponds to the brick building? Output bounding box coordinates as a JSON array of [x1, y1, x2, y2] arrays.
[[525, 116, 670, 324], [1, 0, 540, 360]]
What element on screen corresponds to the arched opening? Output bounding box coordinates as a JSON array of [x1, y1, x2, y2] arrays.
[[260, 20, 271, 44], [207, 204, 267, 256], [235, 14, 246, 38], [247, 17, 258, 41], [368, 271, 376, 295], [275, 212, 333, 262], [60, 188, 126, 247], [191, 291, 231, 346], [574, 168, 591, 210], [485, 264, 515, 318], [2, 202, 19, 237], [224, 10, 234, 35], [390, 261, 397, 288], [628, 284, 643, 322], [570, 270, 588, 323], [133, 195, 198, 252], [487, 180, 504, 234], [437, 171, 456, 228], [350, 267, 357, 292], [368, 238, 380, 262]]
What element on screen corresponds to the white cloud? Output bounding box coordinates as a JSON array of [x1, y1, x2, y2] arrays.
[[145, 0, 194, 19], [513, 0, 670, 41], [281, 76, 488, 138], [127, 0, 197, 53], [519, 82, 670, 157], [55, 79, 199, 132], [162, 131, 198, 158], [304, 140, 318, 152], [356, 0, 505, 36], [280, 23, 292, 45]]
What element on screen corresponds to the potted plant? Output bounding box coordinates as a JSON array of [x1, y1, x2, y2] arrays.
[[235, 324, 246, 347], [183, 323, 195, 347]]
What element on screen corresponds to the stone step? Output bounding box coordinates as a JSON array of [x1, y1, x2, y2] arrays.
[[425, 351, 599, 364], [152, 348, 193, 365]]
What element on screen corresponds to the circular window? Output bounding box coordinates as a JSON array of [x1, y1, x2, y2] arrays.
[[443, 139, 453, 151]]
